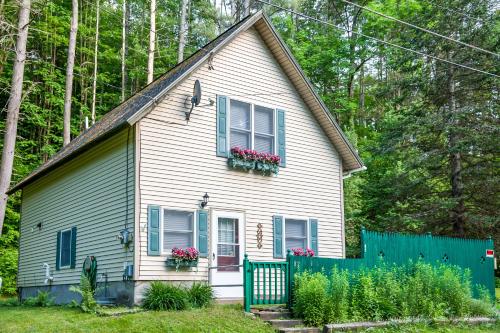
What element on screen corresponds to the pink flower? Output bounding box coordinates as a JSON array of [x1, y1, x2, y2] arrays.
[[292, 247, 315, 257], [171, 247, 199, 261]]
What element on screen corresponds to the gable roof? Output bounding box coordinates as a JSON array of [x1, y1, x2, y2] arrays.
[[9, 11, 363, 194]]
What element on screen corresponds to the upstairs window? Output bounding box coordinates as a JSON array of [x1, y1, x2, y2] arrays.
[[229, 99, 275, 154]]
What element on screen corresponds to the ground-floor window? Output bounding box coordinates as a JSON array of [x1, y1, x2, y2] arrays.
[[284, 218, 308, 250], [163, 209, 194, 252]]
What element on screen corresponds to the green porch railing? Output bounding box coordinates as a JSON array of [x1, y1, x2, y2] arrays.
[[243, 254, 288, 312], [243, 230, 495, 312]]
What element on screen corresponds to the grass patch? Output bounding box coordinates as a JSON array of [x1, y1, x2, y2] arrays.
[[356, 322, 500, 332], [496, 288, 499, 310], [0, 304, 274, 333]]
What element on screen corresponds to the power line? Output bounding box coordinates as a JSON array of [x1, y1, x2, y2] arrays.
[[256, 0, 500, 78], [339, 0, 499, 58]]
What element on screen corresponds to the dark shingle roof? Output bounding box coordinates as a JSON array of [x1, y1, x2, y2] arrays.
[[8, 15, 254, 193]]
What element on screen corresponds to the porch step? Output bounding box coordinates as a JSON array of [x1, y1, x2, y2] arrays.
[[268, 319, 304, 329], [254, 311, 292, 320], [277, 328, 321, 333]]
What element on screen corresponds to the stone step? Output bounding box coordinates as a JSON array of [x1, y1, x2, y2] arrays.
[[268, 319, 304, 329], [255, 311, 292, 320], [277, 328, 321, 333]]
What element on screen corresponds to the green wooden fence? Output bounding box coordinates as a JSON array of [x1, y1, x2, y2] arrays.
[[243, 229, 495, 312]]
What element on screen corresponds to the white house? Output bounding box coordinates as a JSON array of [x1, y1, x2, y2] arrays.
[[10, 11, 364, 305]]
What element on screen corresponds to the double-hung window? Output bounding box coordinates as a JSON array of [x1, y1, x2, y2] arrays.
[[59, 229, 73, 268], [163, 210, 194, 252], [229, 99, 275, 154], [284, 218, 308, 250]]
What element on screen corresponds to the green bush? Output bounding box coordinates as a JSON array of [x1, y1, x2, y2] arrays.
[[0, 297, 20, 307], [23, 290, 54, 307], [142, 281, 189, 311], [187, 283, 213, 308], [0, 247, 18, 296], [70, 275, 99, 313], [292, 261, 495, 326], [495, 277, 500, 289]]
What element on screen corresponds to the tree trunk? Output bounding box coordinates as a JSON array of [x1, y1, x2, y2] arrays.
[[448, 62, 465, 236], [177, 0, 188, 63], [63, 0, 78, 146], [90, 0, 100, 124], [121, 0, 129, 102], [0, 0, 32, 235], [147, 0, 156, 83]]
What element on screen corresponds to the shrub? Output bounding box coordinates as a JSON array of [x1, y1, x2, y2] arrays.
[[495, 277, 500, 289], [69, 275, 98, 313], [292, 261, 494, 326], [0, 247, 18, 296], [293, 272, 330, 327], [0, 297, 20, 307], [142, 281, 189, 311], [23, 290, 53, 307], [187, 283, 213, 308]]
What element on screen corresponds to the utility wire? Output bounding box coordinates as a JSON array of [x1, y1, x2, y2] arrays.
[[338, 0, 499, 58], [256, 0, 499, 78]]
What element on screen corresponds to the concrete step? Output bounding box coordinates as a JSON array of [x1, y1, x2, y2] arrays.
[[255, 311, 292, 320], [268, 319, 304, 329], [277, 328, 321, 333]]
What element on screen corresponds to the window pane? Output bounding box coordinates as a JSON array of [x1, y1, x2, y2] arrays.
[[60, 230, 72, 267], [230, 100, 251, 130], [164, 231, 193, 250], [285, 219, 306, 238], [230, 130, 251, 149], [254, 135, 274, 154], [254, 105, 274, 135], [163, 210, 194, 251], [286, 238, 306, 250], [164, 210, 193, 231], [218, 218, 236, 244]]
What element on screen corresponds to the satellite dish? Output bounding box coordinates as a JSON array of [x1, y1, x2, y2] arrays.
[[186, 80, 202, 121]]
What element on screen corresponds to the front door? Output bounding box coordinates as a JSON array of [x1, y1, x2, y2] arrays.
[[210, 210, 245, 299]]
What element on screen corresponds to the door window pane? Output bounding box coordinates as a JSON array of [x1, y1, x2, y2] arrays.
[[217, 218, 239, 271], [60, 230, 72, 267], [285, 219, 307, 250], [164, 210, 194, 251]]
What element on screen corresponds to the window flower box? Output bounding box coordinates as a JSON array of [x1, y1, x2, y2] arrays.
[[229, 147, 280, 175], [291, 247, 315, 257], [166, 247, 199, 271]]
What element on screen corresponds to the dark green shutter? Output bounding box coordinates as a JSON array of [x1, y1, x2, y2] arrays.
[[56, 231, 61, 271], [273, 215, 284, 258], [310, 219, 318, 255], [197, 210, 208, 257], [148, 205, 161, 256], [216, 95, 229, 157], [277, 109, 286, 167], [70, 227, 77, 269]]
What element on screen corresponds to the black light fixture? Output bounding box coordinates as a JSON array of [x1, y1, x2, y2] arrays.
[[200, 192, 209, 208], [36, 222, 42, 230]]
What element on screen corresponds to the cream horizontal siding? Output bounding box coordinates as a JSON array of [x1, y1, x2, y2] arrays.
[[18, 129, 135, 287], [137, 27, 344, 282]]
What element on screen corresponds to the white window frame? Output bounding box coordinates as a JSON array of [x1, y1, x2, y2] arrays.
[[217, 217, 239, 258], [59, 228, 73, 269], [282, 216, 312, 255], [160, 208, 197, 255], [227, 98, 277, 154]]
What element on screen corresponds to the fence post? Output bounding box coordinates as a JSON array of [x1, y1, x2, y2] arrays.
[[243, 254, 250, 312], [286, 249, 292, 309]]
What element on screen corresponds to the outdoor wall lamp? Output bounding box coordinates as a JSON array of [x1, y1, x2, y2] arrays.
[[200, 192, 210, 208]]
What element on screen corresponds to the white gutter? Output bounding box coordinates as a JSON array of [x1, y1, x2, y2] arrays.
[[342, 165, 367, 179]]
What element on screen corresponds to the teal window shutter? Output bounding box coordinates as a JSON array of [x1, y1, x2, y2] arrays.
[[197, 210, 208, 257], [273, 215, 284, 258], [216, 95, 229, 157], [148, 205, 161, 256], [276, 109, 286, 167], [309, 219, 318, 255], [56, 231, 61, 271], [70, 227, 77, 269]]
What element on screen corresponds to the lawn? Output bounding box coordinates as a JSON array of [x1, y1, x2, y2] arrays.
[[0, 304, 274, 333], [0, 305, 498, 333], [497, 288, 500, 310]]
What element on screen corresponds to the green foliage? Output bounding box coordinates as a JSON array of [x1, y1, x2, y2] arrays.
[[69, 275, 98, 313], [0, 297, 20, 307], [0, 247, 18, 296], [495, 277, 500, 289], [292, 262, 495, 326], [142, 282, 189, 311], [23, 291, 54, 307], [187, 283, 214, 308]]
